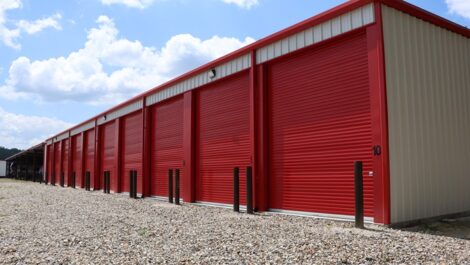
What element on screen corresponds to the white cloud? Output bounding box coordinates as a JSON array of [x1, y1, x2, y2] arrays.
[[221, 0, 259, 9], [16, 13, 62, 35], [101, 0, 155, 9], [0, 107, 72, 149], [446, 0, 470, 19], [0, 0, 62, 49], [0, 15, 255, 105]]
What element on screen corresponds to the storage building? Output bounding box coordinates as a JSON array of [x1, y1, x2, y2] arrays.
[[39, 0, 470, 225]]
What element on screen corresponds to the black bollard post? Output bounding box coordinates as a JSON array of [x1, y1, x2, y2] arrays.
[[104, 171, 107, 194], [129, 170, 134, 198], [72, 172, 76, 188], [85, 171, 90, 191], [168, 169, 173, 203], [133, 170, 137, 199], [233, 167, 240, 212], [355, 161, 364, 229], [175, 169, 180, 205], [246, 166, 253, 214]]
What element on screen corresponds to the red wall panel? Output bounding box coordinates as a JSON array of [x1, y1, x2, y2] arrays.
[[196, 73, 251, 204], [62, 139, 70, 186], [54, 142, 61, 184], [84, 129, 95, 186], [46, 145, 53, 183], [268, 32, 374, 217], [121, 111, 143, 193], [150, 96, 184, 197], [72, 134, 82, 187], [100, 122, 116, 191]]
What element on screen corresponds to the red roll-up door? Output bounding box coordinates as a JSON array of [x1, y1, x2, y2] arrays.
[[100, 122, 116, 192], [268, 32, 374, 217], [72, 134, 82, 187], [196, 73, 250, 204], [83, 129, 95, 188], [47, 145, 53, 183], [62, 138, 70, 186], [150, 96, 184, 197], [54, 142, 61, 184], [121, 111, 143, 193]]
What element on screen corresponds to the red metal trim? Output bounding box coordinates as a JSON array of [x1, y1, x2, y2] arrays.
[[249, 50, 257, 209], [183, 91, 195, 202], [114, 118, 121, 193], [255, 63, 269, 211], [141, 106, 151, 197], [60, 140, 64, 182], [367, 2, 391, 224], [68, 137, 73, 186], [80, 131, 86, 188], [93, 122, 100, 190]]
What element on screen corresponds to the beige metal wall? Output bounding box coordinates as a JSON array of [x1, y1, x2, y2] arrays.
[[382, 5, 470, 224]]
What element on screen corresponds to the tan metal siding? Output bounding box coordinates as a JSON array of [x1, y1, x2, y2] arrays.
[[382, 5, 470, 223]]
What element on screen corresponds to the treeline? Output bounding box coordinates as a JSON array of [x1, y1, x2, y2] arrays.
[[0, 146, 22, 160]]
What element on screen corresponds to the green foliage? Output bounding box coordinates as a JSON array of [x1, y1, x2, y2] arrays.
[[0, 146, 22, 160]]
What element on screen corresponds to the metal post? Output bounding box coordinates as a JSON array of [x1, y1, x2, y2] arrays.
[[129, 170, 134, 198], [246, 166, 253, 214], [355, 161, 364, 229], [104, 172, 107, 194], [107, 172, 111, 194], [133, 170, 137, 199], [233, 167, 240, 212], [72, 172, 76, 188], [175, 169, 180, 205], [85, 171, 90, 191], [60, 172, 64, 187], [168, 169, 173, 203]]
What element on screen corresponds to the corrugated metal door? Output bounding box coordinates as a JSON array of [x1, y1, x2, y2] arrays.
[[121, 111, 143, 193], [72, 134, 82, 187], [62, 138, 70, 186], [150, 96, 184, 197], [268, 32, 374, 217], [54, 142, 61, 184], [47, 145, 53, 183], [196, 73, 250, 204], [84, 129, 95, 188], [100, 122, 115, 191]]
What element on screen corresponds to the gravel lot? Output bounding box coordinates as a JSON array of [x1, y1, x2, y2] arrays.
[[1, 179, 469, 264]]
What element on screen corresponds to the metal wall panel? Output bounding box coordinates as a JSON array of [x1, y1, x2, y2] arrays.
[[46, 145, 53, 182], [382, 5, 470, 223], [268, 32, 374, 217], [71, 134, 82, 187], [146, 54, 251, 106], [54, 142, 61, 184], [97, 100, 143, 125], [100, 121, 116, 191], [71, 121, 95, 136], [62, 138, 70, 186], [256, 4, 374, 64], [196, 73, 251, 204], [150, 96, 184, 197], [121, 111, 143, 193], [55, 132, 70, 142], [84, 129, 95, 184]]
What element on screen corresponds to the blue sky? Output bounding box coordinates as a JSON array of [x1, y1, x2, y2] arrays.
[[0, 0, 469, 149]]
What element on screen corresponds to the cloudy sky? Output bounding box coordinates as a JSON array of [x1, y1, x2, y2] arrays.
[[0, 0, 469, 149]]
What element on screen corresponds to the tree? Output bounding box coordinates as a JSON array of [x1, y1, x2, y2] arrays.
[[0, 146, 22, 160]]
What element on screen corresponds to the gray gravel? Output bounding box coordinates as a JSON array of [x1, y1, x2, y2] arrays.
[[0, 179, 469, 264]]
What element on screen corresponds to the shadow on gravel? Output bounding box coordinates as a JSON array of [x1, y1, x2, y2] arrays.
[[401, 217, 470, 240]]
